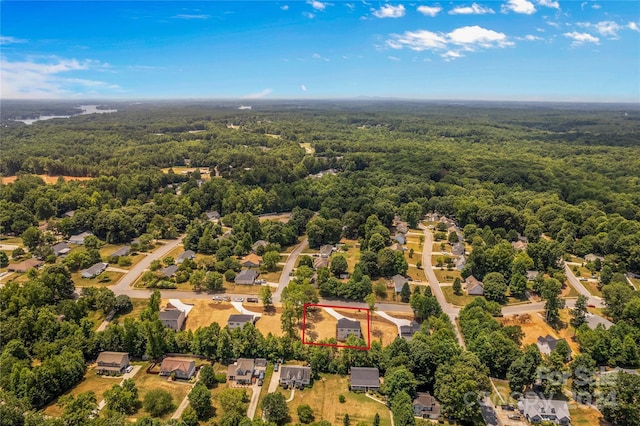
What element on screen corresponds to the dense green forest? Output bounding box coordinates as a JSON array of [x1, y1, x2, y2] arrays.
[[1, 100, 640, 425]]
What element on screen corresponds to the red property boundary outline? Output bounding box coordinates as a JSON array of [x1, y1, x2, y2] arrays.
[[302, 303, 371, 350]]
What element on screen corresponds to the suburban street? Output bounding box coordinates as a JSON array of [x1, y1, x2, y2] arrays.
[[419, 224, 465, 347], [272, 237, 308, 303], [564, 262, 605, 308]]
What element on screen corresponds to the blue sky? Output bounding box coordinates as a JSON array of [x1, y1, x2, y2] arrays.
[[1, 1, 638, 101]]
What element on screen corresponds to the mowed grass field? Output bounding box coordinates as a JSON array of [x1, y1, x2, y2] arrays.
[[279, 374, 391, 426]]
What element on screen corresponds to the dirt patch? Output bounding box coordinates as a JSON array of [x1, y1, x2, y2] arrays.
[[500, 312, 581, 354], [241, 305, 285, 337], [0, 175, 94, 185]]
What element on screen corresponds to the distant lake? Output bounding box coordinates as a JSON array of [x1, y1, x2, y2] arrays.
[[13, 105, 118, 125]]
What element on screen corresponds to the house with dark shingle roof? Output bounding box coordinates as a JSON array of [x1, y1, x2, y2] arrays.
[[159, 309, 185, 331], [394, 234, 406, 245], [518, 396, 570, 425], [399, 321, 421, 341], [350, 367, 380, 391], [337, 318, 361, 341], [205, 211, 220, 221], [537, 335, 572, 359], [313, 257, 329, 270], [392, 274, 407, 294], [162, 264, 178, 278], [252, 240, 268, 253], [451, 243, 465, 256], [110, 246, 130, 257], [279, 365, 312, 388], [52, 242, 71, 257]]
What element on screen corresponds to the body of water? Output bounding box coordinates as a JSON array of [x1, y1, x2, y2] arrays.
[[13, 105, 118, 125]]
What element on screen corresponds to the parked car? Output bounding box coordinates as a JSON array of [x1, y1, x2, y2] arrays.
[[222, 296, 231, 301], [255, 279, 266, 284], [247, 297, 259, 303], [259, 371, 265, 379], [258, 379, 263, 386], [126, 365, 133, 373], [274, 363, 279, 372], [212, 296, 223, 301], [234, 297, 244, 302]]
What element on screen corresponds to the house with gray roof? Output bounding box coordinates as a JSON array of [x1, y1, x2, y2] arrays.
[[228, 314, 255, 330], [68, 231, 93, 245], [585, 313, 614, 330], [526, 270, 540, 281], [159, 309, 185, 331], [162, 264, 178, 278], [279, 365, 311, 388], [536, 335, 572, 359], [319, 245, 334, 258], [451, 243, 465, 256], [110, 246, 130, 257], [400, 321, 421, 341], [350, 367, 380, 391], [235, 269, 259, 285], [465, 275, 484, 296], [337, 318, 361, 341], [313, 256, 329, 270], [392, 274, 408, 293], [96, 351, 130, 376], [455, 255, 466, 271], [413, 392, 441, 420], [81, 262, 108, 278], [394, 234, 406, 245], [52, 242, 71, 257], [518, 396, 570, 425], [176, 250, 195, 264], [205, 211, 220, 221], [252, 240, 268, 253]]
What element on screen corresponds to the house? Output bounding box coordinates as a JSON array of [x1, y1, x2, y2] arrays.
[[241, 253, 262, 268], [518, 396, 570, 425], [537, 335, 572, 359], [526, 270, 539, 281], [394, 234, 406, 245], [337, 318, 361, 341], [110, 246, 130, 257], [228, 314, 255, 330], [451, 242, 465, 256], [52, 242, 71, 257], [161, 264, 178, 278], [399, 321, 421, 341], [7, 258, 43, 273], [159, 309, 186, 331], [349, 367, 380, 391], [319, 245, 334, 258], [68, 231, 93, 245], [227, 358, 255, 384], [81, 262, 108, 278], [396, 222, 408, 234], [455, 255, 466, 271], [62, 210, 76, 218], [96, 351, 130, 376], [279, 365, 312, 388], [160, 357, 196, 380], [585, 253, 604, 263], [392, 274, 408, 294], [413, 392, 441, 420], [252, 240, 268, 253], [313, 257, 329, 270], [512, 240, 528, 251], [465, 275, 484, 296], [235, 269, 259, 285], [176, 250, 195, 264], [205, 211, 220, 221], [255, 358, 268, 368]]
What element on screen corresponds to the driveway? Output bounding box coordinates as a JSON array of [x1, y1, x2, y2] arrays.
[[272, 237, 308, 303], [322, 307, 357, 321], [376, 311, 411, 335], [232, 301, 262, 318], [267, 366, 281, 394], [247, 383, 262, 419]]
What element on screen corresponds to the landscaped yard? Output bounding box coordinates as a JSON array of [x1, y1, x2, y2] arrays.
[[277, 374, 392, 426], [72, 271, 124, 287], [442, 286, 480, 307], [433, 269, 461, 283]]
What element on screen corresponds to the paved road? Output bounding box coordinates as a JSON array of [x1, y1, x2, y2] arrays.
[[563, 262, 605, 308], [111, 237, 185, 294], [419, 225, 465, 347], [272, 237, 308, 303]]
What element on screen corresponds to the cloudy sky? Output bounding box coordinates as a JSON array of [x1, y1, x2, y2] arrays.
[[1, 1, 638, 101]]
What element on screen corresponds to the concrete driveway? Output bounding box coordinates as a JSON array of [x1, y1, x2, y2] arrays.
[[376, 311, 411, 335], [247, 383, 262, 419]]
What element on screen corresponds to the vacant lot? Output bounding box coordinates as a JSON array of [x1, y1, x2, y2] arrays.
[[127, 365, 192, 421], [337, 239, 361, 273], [242, 305, 284, 337], [44, 366, 125, 417], [442, 286, 479, 307], [0, 175, 93, 185], [113, 298, 148, 322], [177, 299, 236, 330], [277, 374, 391, 426]]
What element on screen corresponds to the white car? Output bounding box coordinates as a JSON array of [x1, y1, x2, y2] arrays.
[[234, 297, 244, 302], [126, 365, 133, 373]]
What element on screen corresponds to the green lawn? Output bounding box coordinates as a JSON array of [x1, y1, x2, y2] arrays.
[[72, 271, 124, 287], [442, 285, 479, 307], [581, 279, 603, 297]]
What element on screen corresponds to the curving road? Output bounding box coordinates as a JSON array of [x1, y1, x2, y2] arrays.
[[563, 262, 605, 308], [272, 237, 308, 303]]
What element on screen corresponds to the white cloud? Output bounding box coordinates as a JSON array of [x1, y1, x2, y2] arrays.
[[301, 84, 307, 91], [281, 5, 289, 10], [417, 5, 442, 16], [0, 36, 27, 45], [345, 3, 355, 10], [312, 53, 330, 61], [303, 12, 316, 18], [502, 0, 536, 15], [0, 56, 119, 99], [387, 29, 447, 51], [629, 22, 640, 32], [537, 0, 559, 9], [448, 25, 514, 48], [563, 31, 599, 46], [592, 3, 601, 9], [373, 4, 406, 18], [173, 14, 210, 19], [387, 25, 513, 59], [388, 55, 401, 61], [307, 0, 327, 11], [577, 21, 623, 38], [441, 50, 463, 60], [524, 34, 543, 40], [243, 88, 272, 99], [449, 3, 495, 15]]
